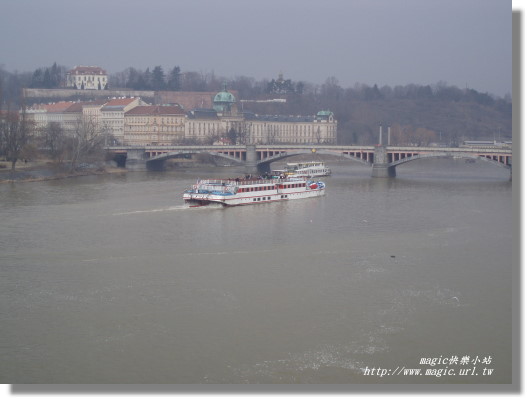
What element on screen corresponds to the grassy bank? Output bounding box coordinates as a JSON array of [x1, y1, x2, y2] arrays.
[[0, 160, 127, 183]]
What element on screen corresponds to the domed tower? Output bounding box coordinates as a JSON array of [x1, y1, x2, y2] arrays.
[[315, 110, 334, 122], [213, 82, 237, 115]]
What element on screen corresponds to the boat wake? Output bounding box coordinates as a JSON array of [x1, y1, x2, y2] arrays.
[[112, 205, 191, 216], [112, 203, 224, 216]]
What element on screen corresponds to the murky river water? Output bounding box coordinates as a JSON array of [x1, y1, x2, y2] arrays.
[[0, 158, 513, 384]]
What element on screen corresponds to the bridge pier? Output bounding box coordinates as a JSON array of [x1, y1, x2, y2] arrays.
[[125, 149, 147, 171], [372, 146, 396, 178], [372, 164, 396, 178], [245, 144, 259, 174]]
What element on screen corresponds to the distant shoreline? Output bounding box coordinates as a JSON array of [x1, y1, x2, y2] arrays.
[[0, 161, 128, 183]]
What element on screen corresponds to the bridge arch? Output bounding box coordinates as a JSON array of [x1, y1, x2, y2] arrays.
[[257, 149, 372, 167], [389, 152, 511, 170], [148, 150, 245, 164]]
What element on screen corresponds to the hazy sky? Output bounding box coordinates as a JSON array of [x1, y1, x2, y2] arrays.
[[0, 0, 512, 96]]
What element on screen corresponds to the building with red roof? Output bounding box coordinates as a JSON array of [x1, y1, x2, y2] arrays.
[[101, 97, 148, 144]]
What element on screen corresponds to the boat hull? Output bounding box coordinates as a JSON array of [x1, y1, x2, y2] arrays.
[[183, 187, 325, 207]]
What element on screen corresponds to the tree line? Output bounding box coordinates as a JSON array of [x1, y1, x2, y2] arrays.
[[4, 62, 511, 105], [111, 66, 182, 91], [29, 62, 67, 89], [0, 109, 108, 173]]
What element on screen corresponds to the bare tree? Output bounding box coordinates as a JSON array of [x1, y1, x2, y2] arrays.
[[68, 116, 105, 171], [265, 125, 279, 144], [237, 121, 251, 145], [42, 122, 67, 163], [0, 104, 33, 171], [314, 126, 322, 144]]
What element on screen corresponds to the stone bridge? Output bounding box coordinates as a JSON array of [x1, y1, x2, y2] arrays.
[[106, 144, 512, 178]]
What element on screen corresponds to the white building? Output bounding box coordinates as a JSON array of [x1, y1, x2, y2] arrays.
[[66, 66, 108, 90]]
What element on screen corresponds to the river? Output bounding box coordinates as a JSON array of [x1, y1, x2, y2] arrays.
[[0, 158, 513, 385]]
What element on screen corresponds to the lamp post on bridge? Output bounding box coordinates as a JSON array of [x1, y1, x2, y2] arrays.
[[378, 123, 391, 146]]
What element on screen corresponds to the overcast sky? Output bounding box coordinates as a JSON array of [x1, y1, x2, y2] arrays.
[[0, 0, 512, 96]]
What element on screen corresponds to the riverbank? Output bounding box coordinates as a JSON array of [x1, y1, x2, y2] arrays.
[[0, 160, 127, 183]]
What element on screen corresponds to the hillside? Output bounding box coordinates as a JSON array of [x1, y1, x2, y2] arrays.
[[243, 90, 512, 146], [339, 97, 512, 145]]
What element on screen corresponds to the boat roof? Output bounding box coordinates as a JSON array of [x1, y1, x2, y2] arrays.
[[198, 177, 306, 186], [286, 161, 325, 166]]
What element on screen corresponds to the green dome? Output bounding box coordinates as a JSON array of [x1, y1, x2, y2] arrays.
[[316, 110, 334, 121], [213, 83, 236, 112], [213, 90, 236, 103]]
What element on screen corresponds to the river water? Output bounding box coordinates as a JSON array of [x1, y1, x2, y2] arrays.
[[0, 158, 513, 385]]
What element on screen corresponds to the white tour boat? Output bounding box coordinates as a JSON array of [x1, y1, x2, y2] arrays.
[[183, 177, 325, 207], [283, 161, 331, 178]]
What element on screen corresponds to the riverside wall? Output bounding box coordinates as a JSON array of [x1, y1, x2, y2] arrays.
[[23, 88, 156, 102]]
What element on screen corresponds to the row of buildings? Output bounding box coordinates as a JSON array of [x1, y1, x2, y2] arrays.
[[26, 84, 337, 146]]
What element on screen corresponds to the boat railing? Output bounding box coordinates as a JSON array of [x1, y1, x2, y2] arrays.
[[197, 178, 298, 186]]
